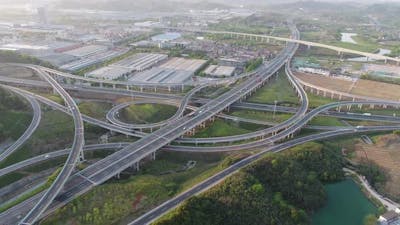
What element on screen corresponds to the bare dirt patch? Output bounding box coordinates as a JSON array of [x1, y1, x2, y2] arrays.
[[351, 79, 400, 101], [353, 134, 400, 200], [295, 72, 353, 93], [294, 72, 400, 101], [0, 66, 39, 80]]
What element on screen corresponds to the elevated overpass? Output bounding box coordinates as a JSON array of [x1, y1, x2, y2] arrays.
[[0, 26, 300, 225], [166, 27, 400, 64]]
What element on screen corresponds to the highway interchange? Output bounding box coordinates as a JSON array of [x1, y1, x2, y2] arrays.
[[1, 24, 400, 225]]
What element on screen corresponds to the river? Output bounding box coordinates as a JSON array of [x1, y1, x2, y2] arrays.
[[312, 179, 377, 225]]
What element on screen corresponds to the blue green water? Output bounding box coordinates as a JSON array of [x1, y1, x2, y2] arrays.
[[312, 179, 377, 225]]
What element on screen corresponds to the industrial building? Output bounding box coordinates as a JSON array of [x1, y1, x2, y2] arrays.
[[86, 66, 132, 80], [204, 65, 235, 77], [84, 53, 168, 80], [129, 67, 193, 84], [129, 57, 207, 84], [63, 45, 109, 58], [60, 48, 128, 71], [151, 32, 181, 42], [159, 57, 207, 72], [113, 53, 168, 71]]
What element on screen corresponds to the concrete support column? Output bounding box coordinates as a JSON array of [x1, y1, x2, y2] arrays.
[[347, 104, 352, 110], [134, 162, 140, 171], [151, 152, 156, 161]]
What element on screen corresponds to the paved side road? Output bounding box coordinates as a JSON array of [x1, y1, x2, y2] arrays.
[[344, 168, 400, 211]]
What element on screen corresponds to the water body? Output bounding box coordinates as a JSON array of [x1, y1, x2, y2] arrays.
[[312, 179, 377, 225], [348, 48, 392, 62], [341, 33, 358, 44]]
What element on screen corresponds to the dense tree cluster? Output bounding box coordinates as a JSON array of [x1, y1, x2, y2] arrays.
[[357, 160, 388, 193], [0, 88, 29, 140], [0, 89, 27, 111], [245, 57, 263, 73], [0, 50, 53, 68], [154, 142, 345, 225]]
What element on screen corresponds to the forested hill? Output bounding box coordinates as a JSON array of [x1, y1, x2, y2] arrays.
[[154, 142, 345, 225]]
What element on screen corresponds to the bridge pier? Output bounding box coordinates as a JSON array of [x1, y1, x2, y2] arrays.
[[134, 162, 140, 171], [347, 104, 352, 110], [151, 152, 156, 161], [370, 104, 375, 109]]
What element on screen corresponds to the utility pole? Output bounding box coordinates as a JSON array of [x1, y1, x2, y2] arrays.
[[273, 100, 278, 120]]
